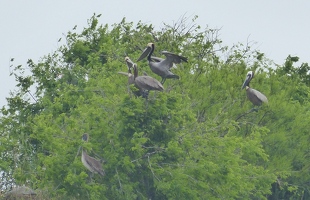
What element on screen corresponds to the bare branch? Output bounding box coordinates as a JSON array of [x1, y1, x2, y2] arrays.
[[148, 155, 160, 181], [115, 168, 123, 192]]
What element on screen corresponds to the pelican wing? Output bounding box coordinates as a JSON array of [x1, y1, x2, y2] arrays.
[[158, 51, 187, 70], [161, 51, 188, 63], [150, 56, 164, 62], [252, 89, 268, 103], [151, 56, 177, 69], [247, 88, 268, 106], [135, 76, 164, 91], [83, 151, 105, 176]]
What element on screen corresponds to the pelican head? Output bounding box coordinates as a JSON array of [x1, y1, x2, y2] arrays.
[[82, 133, 89, 142], [242, 71, 254, 89], [125, 56, 135, 69], [137, 43, 154, 62], [147, 42, 154, 48]]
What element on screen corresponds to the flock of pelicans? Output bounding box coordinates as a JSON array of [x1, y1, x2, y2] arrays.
[[80, 42, 269, 178], [3, 44, 270, 196], [3, 43, 270, 197], [118, 42, 188, 97]]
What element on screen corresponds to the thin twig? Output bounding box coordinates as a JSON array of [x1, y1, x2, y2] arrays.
[[258, 110, 271, 125], [27, 91, 37, 102], [148, 155, 160, 181], [235, 108, 257, 121], [115, 168, 123, 192]]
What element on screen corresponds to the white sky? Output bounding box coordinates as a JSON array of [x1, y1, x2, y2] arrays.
[[1, 1, 309, 107]]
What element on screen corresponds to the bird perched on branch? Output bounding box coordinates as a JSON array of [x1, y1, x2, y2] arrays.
[[81, 133, 105, 177], [125, 56, 164, 95], [242, 71, 268, 106]]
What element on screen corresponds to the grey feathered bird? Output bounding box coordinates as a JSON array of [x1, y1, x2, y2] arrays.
[[125, 56, 164, 92], [118, 57, 150, 97], [81, 133, 105, 177], [242, 71, 268, 106], [137, 43, 187, 84]]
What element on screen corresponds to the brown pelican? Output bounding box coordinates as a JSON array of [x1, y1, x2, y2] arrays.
[[118, 57, 149, 97], [242, 71, 268, 106], [125, 56, 164, 92], [81, 133, 105, 177], [136, 43, 187, 84]]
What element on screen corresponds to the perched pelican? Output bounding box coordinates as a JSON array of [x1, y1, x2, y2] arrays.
[[81, 133, 105, 177], [122, 57, 152, 97], [136, 43, 187, 84], [242, 71, 268, 106], [125, 56, 164, 92], [118, 57, 149, 97]]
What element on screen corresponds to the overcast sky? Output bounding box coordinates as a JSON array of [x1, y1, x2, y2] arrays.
[[1, 1, 309, 107]]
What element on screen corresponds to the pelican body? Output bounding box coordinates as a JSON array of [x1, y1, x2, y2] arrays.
[[81, 133, 105, 176], [125, 56, 164, 92], [242, 71, 268, 106], [137, 43, 187, 84]]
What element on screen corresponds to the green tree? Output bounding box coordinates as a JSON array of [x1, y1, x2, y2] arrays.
[[2, 13, 310, 200]]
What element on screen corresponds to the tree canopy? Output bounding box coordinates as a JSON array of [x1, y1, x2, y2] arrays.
[[1, 14, 310, 200]]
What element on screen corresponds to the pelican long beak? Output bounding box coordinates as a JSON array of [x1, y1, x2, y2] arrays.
[[118, 72, 130, 76], [241, 76, 251, 89], [137, 46, 152, 62], [82, 133, 89, 142]]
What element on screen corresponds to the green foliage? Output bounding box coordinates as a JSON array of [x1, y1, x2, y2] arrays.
[[1, 13, 310, 200]]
